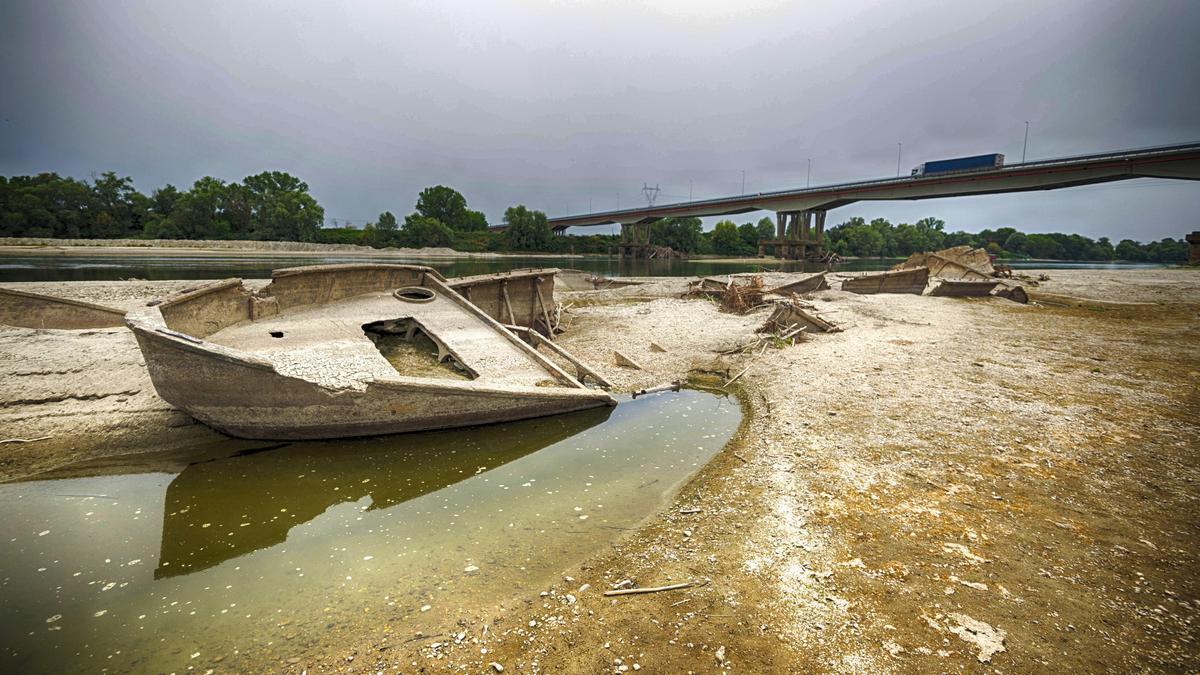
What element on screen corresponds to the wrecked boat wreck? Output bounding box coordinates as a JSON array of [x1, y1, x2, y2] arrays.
[[894, 245, 995, 280], [0, 287, 126, 329], [126, 264, 615, 440], [841, 266, 930, 294]]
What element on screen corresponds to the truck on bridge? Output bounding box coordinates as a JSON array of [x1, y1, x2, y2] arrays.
[[911, 153, 1004, 176]]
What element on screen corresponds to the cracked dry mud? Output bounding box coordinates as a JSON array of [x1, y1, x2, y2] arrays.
[[1, 268, 1198, 673]]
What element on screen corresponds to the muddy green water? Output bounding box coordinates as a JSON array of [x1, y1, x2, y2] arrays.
[[0, 390, 740, 673]]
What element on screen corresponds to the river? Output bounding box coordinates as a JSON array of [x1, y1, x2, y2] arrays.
[[0, 252, 1163, 283]]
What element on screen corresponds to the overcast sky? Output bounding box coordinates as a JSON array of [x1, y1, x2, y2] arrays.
[[2, 0, 1198, 240]]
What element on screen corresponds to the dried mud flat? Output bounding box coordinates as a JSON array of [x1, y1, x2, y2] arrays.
[[2, 268, 1199, 672]]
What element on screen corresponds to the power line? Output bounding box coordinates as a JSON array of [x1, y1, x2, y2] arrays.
[[641, 183, 661, 207]]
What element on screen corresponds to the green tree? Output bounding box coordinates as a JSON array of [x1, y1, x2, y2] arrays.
[[709, 220, 742, 254], [651, 217, 703, 253], [377, 211, 398, 232], [462, 209, 488, 232], [241, 171, 324, 242], [158, 176, 232, 239], [503, 205, 551, 251], [869, 218, 898, 256], [89, 172, 143, 238], [756, 216, 775, 240], [737, 222, 762, 253], [1115, 239, 1147, 261], [1003, 231, 1028, 256], [150, 184, 181, 217], [1025, 233, 1064, 259], [401, 214, 454, 248], [842, 220, 885, 257], [415, 186, 487, 231]]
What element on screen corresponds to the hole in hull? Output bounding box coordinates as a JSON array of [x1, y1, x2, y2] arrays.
[[362, 318, 475, 380]]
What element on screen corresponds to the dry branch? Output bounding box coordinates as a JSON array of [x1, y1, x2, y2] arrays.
[[0, 436, 53, 444], [603, 582, 695, 597]]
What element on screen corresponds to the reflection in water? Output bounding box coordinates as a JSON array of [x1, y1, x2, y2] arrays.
[[0, 390, 739, 673], [155, 406, 612, 578]]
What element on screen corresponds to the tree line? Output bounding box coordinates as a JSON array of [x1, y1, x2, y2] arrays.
[[822, 216, 1190, 263], [0, 172, 1189, 261], [0, 172, 326, 242]]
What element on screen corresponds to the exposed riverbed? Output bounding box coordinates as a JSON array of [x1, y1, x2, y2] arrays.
[[0, 390, 740, 673], [1, 267, 1197, 672]]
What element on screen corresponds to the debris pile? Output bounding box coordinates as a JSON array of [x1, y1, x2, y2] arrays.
[[687, 275, 767, 313], [759, 300, 841, 335]]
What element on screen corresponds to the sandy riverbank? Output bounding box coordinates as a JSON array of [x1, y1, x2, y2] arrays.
[[1, 267, 1197, 671]]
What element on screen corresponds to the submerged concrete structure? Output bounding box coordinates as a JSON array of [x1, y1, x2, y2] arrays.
[[548, 142, 1200, 259], [126, 264, 614, 440]]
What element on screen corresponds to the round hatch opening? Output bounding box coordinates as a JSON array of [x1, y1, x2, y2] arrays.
[[394, 286, 436, 303]]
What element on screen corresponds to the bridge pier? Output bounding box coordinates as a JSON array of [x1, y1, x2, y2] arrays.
[[1188, 231, 1200, 265], [758, 210, 826, 260], [618, 222, 654, 258]]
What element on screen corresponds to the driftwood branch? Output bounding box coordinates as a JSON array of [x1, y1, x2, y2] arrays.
[[633, 381, 682, 398], [0, 436, 53, 444], [724, 364, 752, 386], [603, 581, 696, 597]]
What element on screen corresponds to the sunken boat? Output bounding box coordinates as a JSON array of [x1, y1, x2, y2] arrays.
[[126, 264, 616, 440]]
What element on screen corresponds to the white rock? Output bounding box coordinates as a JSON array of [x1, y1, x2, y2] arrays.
[[946, 613, 1006, 663]]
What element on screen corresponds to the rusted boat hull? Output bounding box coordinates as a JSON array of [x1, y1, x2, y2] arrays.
[[929, 279, 1000, 297], [841, 267, 929, 295], [128, 263, 614, 440], [769, 272, 828, 296], [131, 327, 612, 439]]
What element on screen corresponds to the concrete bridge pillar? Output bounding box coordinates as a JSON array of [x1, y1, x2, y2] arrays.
[[1187, 231, 1200, 265], [618, 222, 654, 258], [759, 210, 827, 260]]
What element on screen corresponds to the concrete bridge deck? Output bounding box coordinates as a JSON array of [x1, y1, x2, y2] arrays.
[[547, 142, 1200, 259]]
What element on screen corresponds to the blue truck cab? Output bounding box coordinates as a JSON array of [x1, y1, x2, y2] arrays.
[[911, 153, 1004, 177]]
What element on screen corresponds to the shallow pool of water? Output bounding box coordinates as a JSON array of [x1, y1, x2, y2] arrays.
[[0, 389, 740, 672]]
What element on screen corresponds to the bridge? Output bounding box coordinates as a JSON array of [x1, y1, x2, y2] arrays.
[[546, 142, 1200, 259]]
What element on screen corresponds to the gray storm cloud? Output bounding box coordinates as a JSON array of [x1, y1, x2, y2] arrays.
[[1, 0, 1197, 239]]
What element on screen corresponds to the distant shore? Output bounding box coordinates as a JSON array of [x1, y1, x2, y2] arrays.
[[0, 237, 599, 259], [0, 239, 1173, 268]]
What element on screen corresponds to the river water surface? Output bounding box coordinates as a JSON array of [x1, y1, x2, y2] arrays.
[[0, 389, 741, 673], [0, 253, 1162, 283]]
